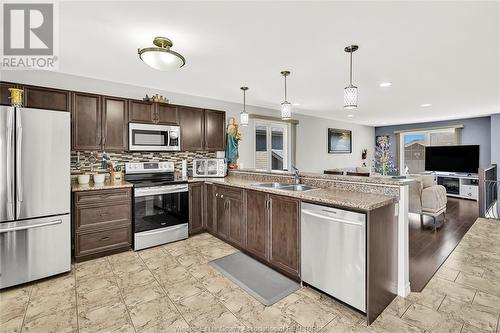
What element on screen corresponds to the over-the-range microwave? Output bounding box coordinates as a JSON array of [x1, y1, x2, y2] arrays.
[[129, 123, 180, 151], [193, 158, 227, 178]]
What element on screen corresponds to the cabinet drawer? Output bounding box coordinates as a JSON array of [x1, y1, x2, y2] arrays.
[[76, 203, 130, 230], [216, 186, 243, 200], [75, 188, 131, 205], [76, 226, 131, 256]]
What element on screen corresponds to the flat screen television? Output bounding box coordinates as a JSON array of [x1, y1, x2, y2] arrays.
[[425, 145, 479, 174]]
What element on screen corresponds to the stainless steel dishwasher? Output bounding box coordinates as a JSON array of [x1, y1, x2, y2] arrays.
[[301, 202, 366, 312]]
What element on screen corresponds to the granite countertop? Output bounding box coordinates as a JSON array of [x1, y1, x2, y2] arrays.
[[230, 169, 414, 186], [71, 180, 133, 192], [190, 176, 397, 211]]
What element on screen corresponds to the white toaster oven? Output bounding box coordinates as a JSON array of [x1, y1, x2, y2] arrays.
[[192, 158, 226, 178]]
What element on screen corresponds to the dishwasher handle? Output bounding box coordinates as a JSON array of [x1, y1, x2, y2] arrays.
[[301, 209, 365, 227]]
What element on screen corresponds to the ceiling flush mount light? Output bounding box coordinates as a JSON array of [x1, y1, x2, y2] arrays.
[[379, 82, 392, 87], [240, 87, 249, 126], [280, 70, 292, 120], [344, 45, 359, 109], [138, 37, 186, 71], [421, 103, 432, 107]]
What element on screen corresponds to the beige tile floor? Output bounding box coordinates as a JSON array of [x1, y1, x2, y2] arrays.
[[1, 217, 500, 333]]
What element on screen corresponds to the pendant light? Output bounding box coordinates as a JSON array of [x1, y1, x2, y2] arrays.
[[240, 87, 249, 126], [344, 45, 358, 109], [280, 71, 292, 120], [138, 37, 186, 71]]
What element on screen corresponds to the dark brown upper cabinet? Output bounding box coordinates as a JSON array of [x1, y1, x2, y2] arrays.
[[0, 82, 15, 106], [0, 82, 226, 153], [102, 96, 128, 151], [0, 83, 70, 112], [204, 109, 226, 151], [25, 86, 70, 112], [72, 92, 102, 151], [73, 94, 127, 151], [157, 103, 178, 124], [178, 107, 226, 151], [189, 183, 204, 235], [128, 100, 155, 123], [179, 106, 205, 151], [269, 194, 300, 277], [129, 100, 178, 125]]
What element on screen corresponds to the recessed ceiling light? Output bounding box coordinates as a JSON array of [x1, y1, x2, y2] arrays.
[[347, 114, 354, 118], [420, 103, 432, 107], [379, 82, 392, 87]]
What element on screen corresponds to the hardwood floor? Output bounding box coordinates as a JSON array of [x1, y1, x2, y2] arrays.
[[409, 197, 478, 292]]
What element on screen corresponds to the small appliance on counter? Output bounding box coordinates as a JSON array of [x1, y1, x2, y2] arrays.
[[192, 158, 226, 178]]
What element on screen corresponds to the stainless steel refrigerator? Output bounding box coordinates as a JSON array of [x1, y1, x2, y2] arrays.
[[0, 105, 71, 289]]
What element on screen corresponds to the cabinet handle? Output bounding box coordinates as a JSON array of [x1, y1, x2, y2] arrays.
[[100, 236, 110, 241]]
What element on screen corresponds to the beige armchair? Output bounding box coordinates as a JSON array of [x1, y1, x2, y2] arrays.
[[409, 175, 447, 231]]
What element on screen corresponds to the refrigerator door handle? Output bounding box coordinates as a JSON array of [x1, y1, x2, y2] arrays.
[[16, 109, 23, 217], [6, 107, 14, 220], [0, 218, 62, 233]]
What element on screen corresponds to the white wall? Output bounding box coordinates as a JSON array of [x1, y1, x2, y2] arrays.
[[294, 114, 375, 173], [3, 71, 375, 173]]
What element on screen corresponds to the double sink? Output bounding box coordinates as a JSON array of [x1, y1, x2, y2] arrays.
[[252, 182, 318, 192]]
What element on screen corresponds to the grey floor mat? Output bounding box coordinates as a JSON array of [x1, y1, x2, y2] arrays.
[[208, 252, 300, 306]]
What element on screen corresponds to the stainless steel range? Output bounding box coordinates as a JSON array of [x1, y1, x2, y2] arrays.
[[125, 161, 188, 250]]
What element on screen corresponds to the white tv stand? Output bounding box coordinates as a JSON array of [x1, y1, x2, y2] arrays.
[[422, 172, 479, 201]]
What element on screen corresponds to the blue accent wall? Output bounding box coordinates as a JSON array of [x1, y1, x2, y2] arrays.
[[375, 116, 492, 172]]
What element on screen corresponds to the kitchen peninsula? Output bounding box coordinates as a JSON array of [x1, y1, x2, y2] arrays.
[[187, 169, 406, 324]]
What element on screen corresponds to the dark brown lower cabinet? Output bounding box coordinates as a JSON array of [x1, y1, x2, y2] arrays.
[[214, 185, 244, 247], [189, 183, 204, 235], [204, 186, 300, 279], [227, 192, 244, 248], [245, 190, 269, 261], [204, 183, 215, 232], [73, 188, 132, 262], [215, 192, 228, 239], [268, 195, 300, 277]]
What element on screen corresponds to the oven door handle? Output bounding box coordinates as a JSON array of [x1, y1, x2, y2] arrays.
[[138, 224, 187, 236], [134, 185, 188, 197]]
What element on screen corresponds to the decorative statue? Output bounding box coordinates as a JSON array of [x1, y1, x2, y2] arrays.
[[8, 88, 23, 107], [226, 117, 241, 170]]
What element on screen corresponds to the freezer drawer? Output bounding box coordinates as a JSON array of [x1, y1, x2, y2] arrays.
[[301, 202, 366, 312], [0, 214, 71, 289]]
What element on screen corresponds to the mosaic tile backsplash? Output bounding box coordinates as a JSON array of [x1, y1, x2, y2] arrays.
[[71, 151, 216, 174]]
